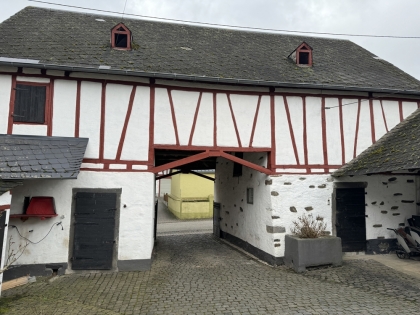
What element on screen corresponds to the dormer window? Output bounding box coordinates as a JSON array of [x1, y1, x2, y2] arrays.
[[288, 42, 313, 67], [111, 23, 132, 50]]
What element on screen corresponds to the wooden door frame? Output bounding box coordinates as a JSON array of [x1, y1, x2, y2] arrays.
[[68, 188, 122, 272]]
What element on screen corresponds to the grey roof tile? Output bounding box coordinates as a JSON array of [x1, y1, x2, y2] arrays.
[[0, 7, 419, 92], [0, 180, 22, 196], [0, 134, 88, 180], [334, 108, 420, 176]]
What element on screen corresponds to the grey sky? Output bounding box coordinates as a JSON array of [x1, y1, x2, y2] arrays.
[[2, 0, 420, 81]]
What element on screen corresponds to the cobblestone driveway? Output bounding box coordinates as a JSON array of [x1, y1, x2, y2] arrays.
[[2, 234, 420, 314]]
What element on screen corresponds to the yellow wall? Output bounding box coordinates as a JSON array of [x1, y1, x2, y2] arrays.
[[170, 173, 182, 199], [167, 172, 215, 219], [180, 173, 215, 198]]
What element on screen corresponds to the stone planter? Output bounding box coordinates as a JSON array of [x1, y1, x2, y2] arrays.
[[284, 234, 342, 272]]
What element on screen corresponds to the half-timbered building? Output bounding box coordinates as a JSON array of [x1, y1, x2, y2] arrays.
[[0, 7, 420, 278]]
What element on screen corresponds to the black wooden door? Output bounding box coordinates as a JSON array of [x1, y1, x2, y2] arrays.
[[72, 192, 117, 270], [336, 188, 366, 252]]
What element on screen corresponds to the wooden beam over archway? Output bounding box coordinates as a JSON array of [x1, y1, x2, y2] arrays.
[[150, 150, 273, 175]]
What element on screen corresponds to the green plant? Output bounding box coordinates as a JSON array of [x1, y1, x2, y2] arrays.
[[290, 214, 327, 238]]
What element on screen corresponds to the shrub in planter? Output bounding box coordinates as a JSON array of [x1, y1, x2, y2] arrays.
[[284, 214, 342, 272]]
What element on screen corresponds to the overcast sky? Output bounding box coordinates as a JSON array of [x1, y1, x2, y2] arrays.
[[2, 0, 420, 80]]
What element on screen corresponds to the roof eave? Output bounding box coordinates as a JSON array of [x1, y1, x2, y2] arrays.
[[2, 60, 420, 95]]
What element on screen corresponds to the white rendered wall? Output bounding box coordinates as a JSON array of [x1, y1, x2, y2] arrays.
[[172, 90, 200, 146], [229, 94, 259, 147], [104, 84, 132, 159], [0, 75, 11, 134], [154, 88, 177, 145], [12, 124, 47, 136], [252, 96, 271, 147], [192, 92, 214, 146], [215, 159, 418, 258], [7, 171, 155, 267], [79, 81, 102, 159], [215, 153, 276, 257], [52, 80, 77, 137], [120, 86, 150, 161], [0, 192, 11, 207], [337, 175, 418, 240]]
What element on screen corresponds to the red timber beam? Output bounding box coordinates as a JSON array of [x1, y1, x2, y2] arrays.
[[150, 150, 273, 175], [155, 170, 182, 180], [219, 152, 273, 175], [150, 151, 212, 174]]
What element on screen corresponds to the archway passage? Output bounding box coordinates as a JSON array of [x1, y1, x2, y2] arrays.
[[152, 149, 273, 175]]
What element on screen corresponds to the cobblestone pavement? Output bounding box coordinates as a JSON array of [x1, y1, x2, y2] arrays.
[[2, 234, 420, 314]]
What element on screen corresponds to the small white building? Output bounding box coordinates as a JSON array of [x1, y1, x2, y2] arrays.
[[0, 7, 419, 279]]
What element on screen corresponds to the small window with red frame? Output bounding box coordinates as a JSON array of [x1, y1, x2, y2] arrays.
[[111, 23, 131, 50], [296, 43, 312, 66]]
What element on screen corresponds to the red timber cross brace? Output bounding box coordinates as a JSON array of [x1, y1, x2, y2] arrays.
[[150, 149, 274, 176]]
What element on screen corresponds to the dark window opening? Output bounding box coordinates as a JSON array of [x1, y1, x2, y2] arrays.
[[13, 84, 46, 123], [114, 33, 128, 48], [299, 52, 310, 65], [247, 188, 254, 204], [233, 152, 243, 177]]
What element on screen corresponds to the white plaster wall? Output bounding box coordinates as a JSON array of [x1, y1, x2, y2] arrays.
[[355, 100, 372, 156], [172, 90, 200, 146], [372, 100, 388, 141], [7, 171, 155, 266], [52, 80, 77, 137], [215, 153, 275, 257], [230, 94, 259, 147], [0, 74, 11, 134], [338, 175, 418, 240], [286, 96, 304, 164], [252, 96, 271, 148], [12, 124, 47, 136], [0, 192, 11, 207], [275, 96, 296, 164], [216, 166, 418, 258], [402, 101, 418, 119], [342, 99, 358, 162], [270, 174, 334, 257], [216, 94, 238, 147], [154, 88, 176, 145], [120, 86, 150, 161], [382, 100, 400, 131], [305, 97, 323, 164], [104, 84, 132, 159], [191, 92, 213, 146], [324, 98, 341, 165], [79, 81, 102, 159]]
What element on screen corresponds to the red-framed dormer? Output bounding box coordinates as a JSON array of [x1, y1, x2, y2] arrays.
[[111, 23, 132, 50], [289, 42, 313, 67]]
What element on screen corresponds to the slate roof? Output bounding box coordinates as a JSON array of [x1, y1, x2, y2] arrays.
[[0, 7, 420, 93], [0, 134, 88, 180], [0, 180, 22, 196], [333, 108, 420, 176]]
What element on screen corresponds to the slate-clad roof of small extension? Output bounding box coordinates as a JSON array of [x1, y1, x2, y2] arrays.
[[334, 108, 420, 176], [0, 134, 88, 180], [0, 7, 420, 93]]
